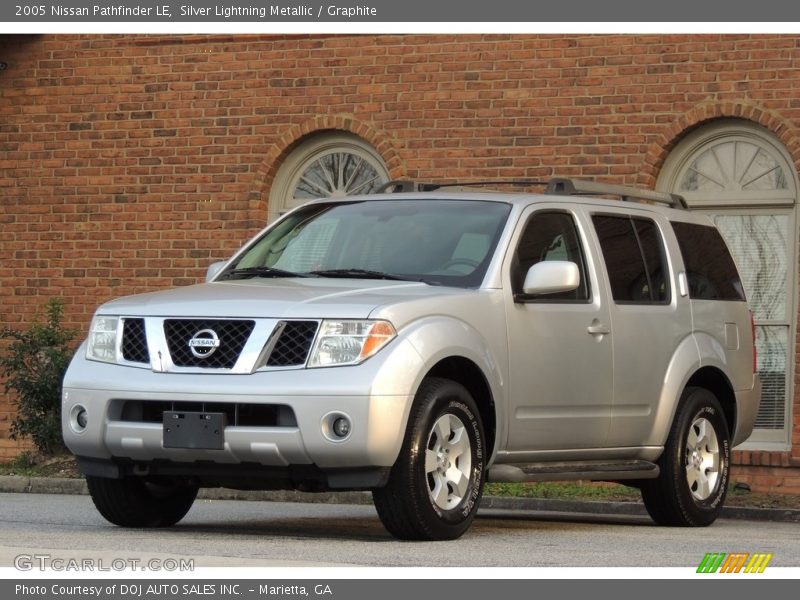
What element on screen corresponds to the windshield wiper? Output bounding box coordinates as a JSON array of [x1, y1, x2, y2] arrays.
[[221, 266, 311, 280], [308, 268, 416, 282]]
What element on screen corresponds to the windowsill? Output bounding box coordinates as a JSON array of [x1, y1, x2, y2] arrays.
[[734, 440, 791, 453]]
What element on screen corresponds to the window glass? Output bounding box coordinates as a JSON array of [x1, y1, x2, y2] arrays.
[[634, 219, 670, 303], [268, 133, 390, 223], [226, 199, 511, 289], [679, 140, 788, 192], [513, 212, 589, 301], [671, 221, 746, 301], [755, 326, 787, 430], [592, 215, 670, 304], [712, 215, 786, 317]]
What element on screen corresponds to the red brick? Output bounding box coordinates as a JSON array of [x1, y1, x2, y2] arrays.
[[1, 34, 800, 488]]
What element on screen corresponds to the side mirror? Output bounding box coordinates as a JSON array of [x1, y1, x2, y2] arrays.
[[205, 261, 227, 282], [522, 261, 580, 296]]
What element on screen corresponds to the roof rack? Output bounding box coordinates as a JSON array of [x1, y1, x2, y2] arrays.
[[378, 178, 687, 210], [378, 181, 440, 193], [545, 178, 687, 209], [377, 180, 548, 193]]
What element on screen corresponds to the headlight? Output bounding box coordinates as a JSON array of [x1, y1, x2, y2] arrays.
[[307, 320, 396, 368], [86, 316, 119, 363]]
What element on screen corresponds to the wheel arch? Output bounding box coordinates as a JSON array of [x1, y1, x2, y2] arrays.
[[424, 356, 497, 461], [649, 333, 738, 447], [398, 315, 506, 463], [685, 367, 737, 439]]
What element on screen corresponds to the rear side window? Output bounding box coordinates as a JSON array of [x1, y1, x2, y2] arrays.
[[671, 221, 746, 301], [592, 215, 670, 304]]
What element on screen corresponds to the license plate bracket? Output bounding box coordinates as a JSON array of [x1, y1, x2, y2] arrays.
[[163, 411, 225, 450]]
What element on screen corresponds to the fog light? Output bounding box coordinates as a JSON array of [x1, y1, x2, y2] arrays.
[[69, 404, 88, 433], [332, 417, 351, 438]]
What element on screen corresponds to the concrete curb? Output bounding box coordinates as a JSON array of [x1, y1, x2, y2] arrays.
[[2, 475, 798, 523], [479, 495, 800, 523], [0, 475, 89, 495]]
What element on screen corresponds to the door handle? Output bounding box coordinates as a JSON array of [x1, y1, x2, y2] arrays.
[[587, 323, 610, 336]]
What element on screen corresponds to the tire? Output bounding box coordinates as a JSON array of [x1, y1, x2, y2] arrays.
[[372, 377, 486, 540], [86, 476, 198, 528], [641, 386, 731, 527]]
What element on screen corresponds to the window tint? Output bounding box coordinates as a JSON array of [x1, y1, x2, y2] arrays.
[[227, 200, 511, 289], [592, 215, 670, 304], [513, 211, 589, 301], [671, 221, 746, 301], [634, 219, 670, 303]]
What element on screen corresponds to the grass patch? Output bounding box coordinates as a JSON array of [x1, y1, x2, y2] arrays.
[[484, 480, 800, 510], [0, 452, 80, 478], [485, 481, 639, 502]]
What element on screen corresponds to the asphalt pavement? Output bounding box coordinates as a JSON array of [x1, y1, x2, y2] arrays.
[[2, 474, 799, 523], [0, 492, 798, 568]]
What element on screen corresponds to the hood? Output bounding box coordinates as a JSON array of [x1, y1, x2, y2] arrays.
[[97, 278, 472, 319]]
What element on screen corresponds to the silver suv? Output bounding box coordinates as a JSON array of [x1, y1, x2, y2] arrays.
[[62, 178, 761, 540]]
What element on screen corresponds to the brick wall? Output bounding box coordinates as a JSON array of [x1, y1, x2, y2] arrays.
[[1, 34, 799, 489]]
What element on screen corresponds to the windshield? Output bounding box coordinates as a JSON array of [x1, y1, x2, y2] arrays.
[[222, 199, 512, 288]]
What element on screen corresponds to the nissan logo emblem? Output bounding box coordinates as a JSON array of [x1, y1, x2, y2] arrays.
[[188, 329, 221, 358]]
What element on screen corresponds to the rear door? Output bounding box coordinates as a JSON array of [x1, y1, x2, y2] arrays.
[[588, 208, 692, 447]]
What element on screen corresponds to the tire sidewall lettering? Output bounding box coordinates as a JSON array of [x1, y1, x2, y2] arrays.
[[425, 397, 485, 522], [708, 438, 730, 509], [685, 399, 729, 511]]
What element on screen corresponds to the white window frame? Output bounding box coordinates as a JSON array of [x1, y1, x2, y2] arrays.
[[658, 119, 798, 450], [268, 132, 390, 223]]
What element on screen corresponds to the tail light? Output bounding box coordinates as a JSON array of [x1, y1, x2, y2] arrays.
[[750, 310, 757, 374]]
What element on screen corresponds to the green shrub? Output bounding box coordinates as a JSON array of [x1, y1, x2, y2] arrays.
[[0, 298, 77, 455]]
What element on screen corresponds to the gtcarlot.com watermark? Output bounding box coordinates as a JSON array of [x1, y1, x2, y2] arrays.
[[14, 554, 194, 572]]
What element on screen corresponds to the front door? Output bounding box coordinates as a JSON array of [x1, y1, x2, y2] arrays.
[[504, 207, 614, 452]]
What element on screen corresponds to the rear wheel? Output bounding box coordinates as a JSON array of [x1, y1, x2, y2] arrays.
[[641, 387, 730, 526], [373, 377, 486, 540], [86, 476, 198, 528]]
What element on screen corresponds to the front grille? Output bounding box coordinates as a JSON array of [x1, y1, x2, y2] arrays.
[[266, 321, 318, 367], [117, 400, 297, 427], [164, 319, 255, 369], [121, 318, 149, 364]]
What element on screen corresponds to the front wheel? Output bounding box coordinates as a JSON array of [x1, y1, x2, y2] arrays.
[[641, 386, 730, 526], [86, 476, 198, 528], [373, 377, 486, 540]]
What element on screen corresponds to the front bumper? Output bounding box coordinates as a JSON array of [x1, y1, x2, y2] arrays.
[[75, 456, 391, 491], [62, 338, 422, 474]]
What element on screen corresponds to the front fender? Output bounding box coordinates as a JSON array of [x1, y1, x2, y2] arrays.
[[395, 316, 506, 462]]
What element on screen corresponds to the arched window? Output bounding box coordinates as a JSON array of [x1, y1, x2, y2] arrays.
[[268, 132, 390, 222], [658, 120, 798, 448]]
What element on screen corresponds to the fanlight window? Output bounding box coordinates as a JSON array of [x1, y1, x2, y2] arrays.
[[680, 140, 788, 192], [269, 133, 390, 222], [292, 151, 386, 200]]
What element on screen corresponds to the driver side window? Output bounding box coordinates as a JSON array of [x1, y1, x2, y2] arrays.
[[512, 211, 590, 302]]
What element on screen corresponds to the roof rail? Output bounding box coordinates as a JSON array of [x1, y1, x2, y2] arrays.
[[377, 180, 441, 193], [378, 177, 688, 209], [546, 177, 688, 209], [377, 180, 548, 193]]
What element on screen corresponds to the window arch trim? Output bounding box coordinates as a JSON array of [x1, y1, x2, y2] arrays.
[[267, 131, 392, 223], [658, 119, 798, 450], [657, 120, 798, 208]]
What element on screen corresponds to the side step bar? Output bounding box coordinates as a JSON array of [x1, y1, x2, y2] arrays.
[[488, 460, 660, 483]]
